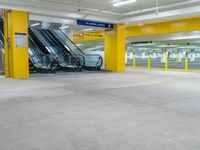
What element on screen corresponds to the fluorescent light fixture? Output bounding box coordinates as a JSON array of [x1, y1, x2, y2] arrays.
[[31, 23, 40, 27], [83, 28, 93, 32], [76, 44, 83, 46], [96, 45, 104, 49], [59, 25, 69, 29], [113, 0, 136, 7]]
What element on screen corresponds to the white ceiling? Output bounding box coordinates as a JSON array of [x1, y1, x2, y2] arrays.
[[126, 31, 200, 50], [1, 0, 200, 25], [2, 0, 200, 51], [29, 20, 104, 33], [127, 31, 200, 44]]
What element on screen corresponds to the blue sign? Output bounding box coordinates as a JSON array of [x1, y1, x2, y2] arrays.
[[77, 19, 114, 29]]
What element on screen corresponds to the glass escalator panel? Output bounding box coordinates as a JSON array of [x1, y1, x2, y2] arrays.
[[0, 30, 4, 50], [29, 36, 48, 68], [30, 28, 80, 70], [0, 30, 4, 73], [52, 29, 103, 70]]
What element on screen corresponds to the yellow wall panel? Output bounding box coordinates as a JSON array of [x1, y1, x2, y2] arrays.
[[126, 17, 200, 37]]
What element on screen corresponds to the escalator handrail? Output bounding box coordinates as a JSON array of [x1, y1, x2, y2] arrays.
[[29, 36, 47, 57], [30, 28, 66, 67], [29, 36, 51, 69], [44, 29, 85, 67], [29, 29, 53, 69], [33, 28, 81, 68], [54, 30, 103, 68], [0, 30, 4, 50], [42, 29, 80, 64], [59, 30, 103, 58], [29, 32, 55, 68]]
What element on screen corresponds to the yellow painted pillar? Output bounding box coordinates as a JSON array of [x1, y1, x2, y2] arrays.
[[105, 24, 125, 72], [148, 55, 151, 70], [185, 56, 188, 72], [3, 10, 29, 79]]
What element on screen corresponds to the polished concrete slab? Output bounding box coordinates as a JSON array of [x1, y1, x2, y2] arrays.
[[0, 69, 200, 150]]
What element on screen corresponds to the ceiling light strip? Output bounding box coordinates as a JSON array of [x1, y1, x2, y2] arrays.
[[113, 0, 136, 7], [31, 23, 40, 27], [59, 25, 69, 29]]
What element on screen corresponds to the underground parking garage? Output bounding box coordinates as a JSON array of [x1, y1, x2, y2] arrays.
[[1, 0, 200, 150]]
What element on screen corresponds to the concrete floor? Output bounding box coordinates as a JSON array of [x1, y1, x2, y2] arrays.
[[1, 69, 200, 150]]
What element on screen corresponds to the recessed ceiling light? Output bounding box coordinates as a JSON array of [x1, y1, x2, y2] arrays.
[[31, 23, 40, 27], [113, 0, 136, 7], [82, 28, 93, 32], [59, 25, 69, 29]]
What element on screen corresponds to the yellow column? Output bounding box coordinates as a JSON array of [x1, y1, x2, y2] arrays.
[[105, 24, 125, 72], [3, 10, 29, 79], [185, 56, 188, 72]]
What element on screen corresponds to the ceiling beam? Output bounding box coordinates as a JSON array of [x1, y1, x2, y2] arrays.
[[121, 5, 200, 24], [0, 2, 119, 23]]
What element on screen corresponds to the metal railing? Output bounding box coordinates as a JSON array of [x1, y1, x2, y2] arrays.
[[52, 29, 103, 70], [30, 28, 81, 69]]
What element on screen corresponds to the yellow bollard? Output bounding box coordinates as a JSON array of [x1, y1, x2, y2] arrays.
[[148, 56, 151, 70], [185, 57, 188, 72], [165, 55, 168, 71], [133, 56, 136, 68]]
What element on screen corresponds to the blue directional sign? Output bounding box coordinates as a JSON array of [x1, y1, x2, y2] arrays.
[[77, 19, 114, 29]]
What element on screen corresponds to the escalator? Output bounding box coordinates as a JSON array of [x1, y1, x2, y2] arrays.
[[0, 29, 4, 49], [0, 29, 4, 74], [51, 29, 103, 71], [43, 29, 85, 67], [29, 28, 58, 73], [29, 35, 57, 73], [0, 24, 103, 73], [0, 28, 55, 73], [30, 28, 82, 72], [29, 28, 50, 55]]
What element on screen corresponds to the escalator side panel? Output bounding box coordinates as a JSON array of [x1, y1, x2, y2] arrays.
[[30, 28, 81, 72], [52, 30, 103, 70]]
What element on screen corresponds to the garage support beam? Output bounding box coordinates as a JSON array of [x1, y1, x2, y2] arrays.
[[126, 17, 200, 37], [4, 10, 29, 79], [105, 24, 126, 72]]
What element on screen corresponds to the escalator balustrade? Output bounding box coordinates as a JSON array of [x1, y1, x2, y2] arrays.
[[30, 28, 82, 72], [51, 29, 103, 71]]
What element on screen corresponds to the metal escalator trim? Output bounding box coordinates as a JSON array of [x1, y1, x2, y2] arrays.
[[29, 30, 56, 71], [53, 29, 103, 69], [42, 29, 82, 69], [30, 28, 80, 69]]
